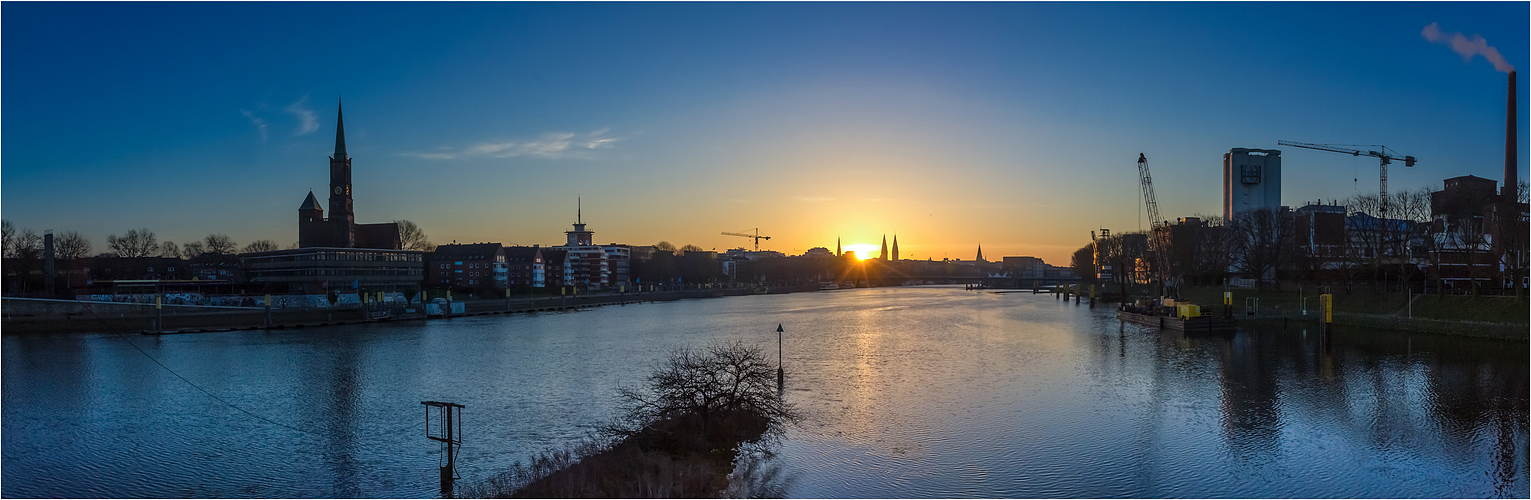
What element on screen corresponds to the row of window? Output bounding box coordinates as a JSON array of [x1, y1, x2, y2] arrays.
[[249, 269, 423, 278], [246, 252, 422, 264]]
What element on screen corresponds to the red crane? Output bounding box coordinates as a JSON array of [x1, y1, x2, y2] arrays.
[[1137, 153, 1175, 296]]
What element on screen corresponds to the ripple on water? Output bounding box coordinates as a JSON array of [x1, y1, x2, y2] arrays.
[[3, 288, 1526, 498]]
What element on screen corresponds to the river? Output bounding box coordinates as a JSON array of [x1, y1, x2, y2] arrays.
[[2, 286, 1526, 498]]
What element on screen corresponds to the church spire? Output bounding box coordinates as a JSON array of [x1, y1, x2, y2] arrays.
[[892, 234, 899, 261], [334, 98, 347, 160], [976, 243, 984, 262], [836, 237, 841, 257], [880, 234, 888, 260]]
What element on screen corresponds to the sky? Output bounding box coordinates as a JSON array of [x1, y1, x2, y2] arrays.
[[3, 2, 1526, 265]]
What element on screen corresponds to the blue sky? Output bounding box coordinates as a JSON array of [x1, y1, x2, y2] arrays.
[[3, 2, 1526, 264]]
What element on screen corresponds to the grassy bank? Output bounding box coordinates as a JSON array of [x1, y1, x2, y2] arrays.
[[462, 410, 771, 498], [460, 341, 796, 498], [1176, 285, 1528, 339]]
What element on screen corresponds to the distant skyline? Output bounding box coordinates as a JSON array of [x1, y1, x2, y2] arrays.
[[3, 2, 1526, 265]]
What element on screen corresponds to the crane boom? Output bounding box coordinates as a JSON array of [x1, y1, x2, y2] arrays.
[[1277, 140, 1416, 203], [721, 228, 771, 252], [1137, 154, 1174, 295]]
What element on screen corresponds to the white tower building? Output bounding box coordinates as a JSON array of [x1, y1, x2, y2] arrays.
[[1223, 148, 1282, 221]]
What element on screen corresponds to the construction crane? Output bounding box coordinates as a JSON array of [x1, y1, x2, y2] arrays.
[[1137, 153, 1175, 298], [1276, 140, 1416, 204], [722, 228, 771, 252]]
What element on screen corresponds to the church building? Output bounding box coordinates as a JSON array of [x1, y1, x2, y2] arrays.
[[298, 101, 402, 249], [241, 101, 423, 297]]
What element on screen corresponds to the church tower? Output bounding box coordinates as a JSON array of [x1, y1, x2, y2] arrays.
[[976, 244, 985, 262], [892, 234, 899, 261], [329, 100, 355, 243], [836, 237, 841, 257], [880, 234, 888, 260]]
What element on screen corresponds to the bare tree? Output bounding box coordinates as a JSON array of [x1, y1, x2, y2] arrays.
[[679, 244, 705, 253], [54, 231, 92, 260], [159, 241, 181, 259], [615, 340, 798, 437], [107, 228, 158, 258], [1229, 208, 1292, 291], [243, 239, 279, 253], [1, 220, 14, 258], [395, 220, 435, 252], [181, 242, 206, 260], [654, 241, 678, 256], [1495, 180, 1529, 297], [202, 234, 238, 255], [1392, 188, 1435, 290], [14, 228, 42, 259]]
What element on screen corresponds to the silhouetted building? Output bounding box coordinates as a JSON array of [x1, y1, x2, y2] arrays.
[[425, 243, 506, 292], [1002, 256, 1044, 279], [540, 249, 569, 289], [1431, 175, 1527, 289], [245, 101, 422, 294], [297, 101, 400, 250], [504, 245, 544, 290], [892, 235, 900, 261], [241, 247, 423, 295]]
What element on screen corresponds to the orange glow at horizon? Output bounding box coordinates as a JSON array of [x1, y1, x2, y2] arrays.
[[842, 243, 879, 260]]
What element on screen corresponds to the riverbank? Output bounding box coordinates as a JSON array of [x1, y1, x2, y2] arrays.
[[463, 410, 771, 498], [0, 284, 822, 335], [1177, 286, 1529, 340]]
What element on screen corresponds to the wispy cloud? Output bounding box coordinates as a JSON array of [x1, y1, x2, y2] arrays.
[[404, 129, 620, 160], [285, 96, 319, 136], [240, 109, 269, 141]]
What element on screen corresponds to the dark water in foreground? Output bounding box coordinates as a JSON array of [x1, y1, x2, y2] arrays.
[[3, 287, 1526, 498]]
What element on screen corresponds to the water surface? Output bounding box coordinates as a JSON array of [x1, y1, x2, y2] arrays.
[[3, 287, 1525, 497]]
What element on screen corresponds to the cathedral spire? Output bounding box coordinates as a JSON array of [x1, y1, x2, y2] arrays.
[[836, 237, 841, 257], [880, 234, 888, 260], [976, 243, 984, 262], [892, 234, 899, 261], [334, 98, 347, 160]]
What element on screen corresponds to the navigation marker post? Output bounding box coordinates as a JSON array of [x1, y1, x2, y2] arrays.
[[776, 323, 784, 391], [422, 401, 465, 497]]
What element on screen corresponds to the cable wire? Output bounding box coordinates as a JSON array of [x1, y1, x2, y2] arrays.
[[75, 299, 427, 440]]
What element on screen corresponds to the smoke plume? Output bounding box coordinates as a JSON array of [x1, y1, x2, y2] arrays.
[[1421, 22, 1515, 73]]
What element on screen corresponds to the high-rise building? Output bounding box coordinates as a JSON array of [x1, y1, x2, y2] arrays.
[[1223, 148, 1283, 221]]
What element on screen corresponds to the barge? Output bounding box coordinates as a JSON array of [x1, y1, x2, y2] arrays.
[[1116, 310, 1237, 333]]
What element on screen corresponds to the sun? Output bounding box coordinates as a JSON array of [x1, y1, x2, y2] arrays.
[[842, 243, 879, 260]]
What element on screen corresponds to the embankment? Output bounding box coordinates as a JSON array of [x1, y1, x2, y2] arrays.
[[1, 284, 821, 335], [1177, 286, 1528, 340]]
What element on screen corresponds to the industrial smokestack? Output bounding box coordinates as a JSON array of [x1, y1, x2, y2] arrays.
[[1508, 71, 1518, 201]]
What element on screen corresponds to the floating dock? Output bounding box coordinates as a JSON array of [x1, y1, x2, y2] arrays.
[[1116, 310, 1236, 333]]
